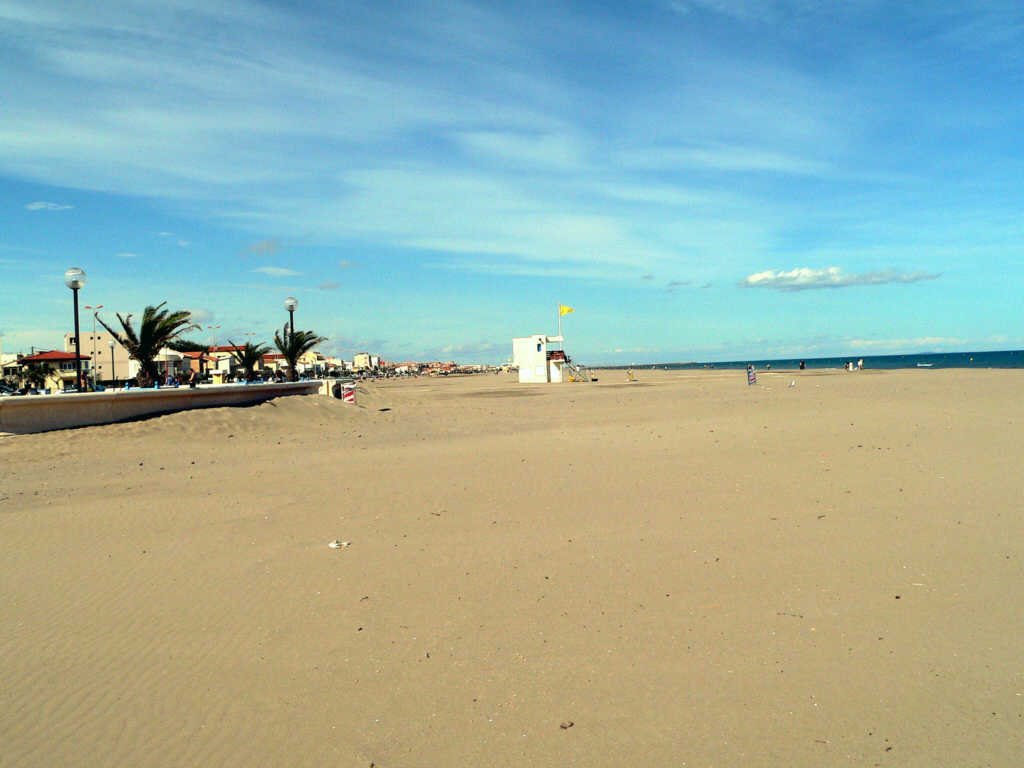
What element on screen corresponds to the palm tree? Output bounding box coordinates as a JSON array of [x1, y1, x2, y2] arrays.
[[273, 324, 326, 381], [97, 303, 197, 387], [227, 340, 270, 382], [20, 365, 48, 392]]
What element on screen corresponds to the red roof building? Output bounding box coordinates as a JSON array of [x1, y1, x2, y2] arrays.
[[20, 350, 91, 363]]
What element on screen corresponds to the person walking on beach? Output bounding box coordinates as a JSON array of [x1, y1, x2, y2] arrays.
[[188, 368, 198, 388]]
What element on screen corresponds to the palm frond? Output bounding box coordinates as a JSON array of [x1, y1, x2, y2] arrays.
[[273, 324, 327, 381], [96, 302, 197, 385]]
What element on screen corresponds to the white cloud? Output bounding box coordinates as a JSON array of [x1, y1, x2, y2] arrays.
[[596, 183, 723, 208], [186, 307, 214, 323], [848, 337, 964, 351], [25, 201, 73, 211], [742, 266, 940, 291], [115, 251, 137, 258], [457, 130, 582, 169], [252, 266, 300, 277], [438, 341, 503, 356], [1, 0, 1011, 321], [432, 260, 631, 281], [0, 0, 847, 291], [621, 144, 828, 176]]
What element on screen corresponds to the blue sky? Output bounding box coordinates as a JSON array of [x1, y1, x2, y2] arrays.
[[1, 1, 1022, 364]]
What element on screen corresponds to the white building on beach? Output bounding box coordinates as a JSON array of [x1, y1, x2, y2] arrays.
[[512, 335, 566, 383]]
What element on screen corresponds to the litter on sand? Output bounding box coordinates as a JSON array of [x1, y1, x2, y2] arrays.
[[328, 540, 352, 549]]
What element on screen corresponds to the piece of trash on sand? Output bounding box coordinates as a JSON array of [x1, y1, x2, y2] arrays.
[[559, 721, 574, 730], [329, 540, 352, 549], [789, 380, 796, 388]]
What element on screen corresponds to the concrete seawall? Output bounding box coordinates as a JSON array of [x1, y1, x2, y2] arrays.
[[0, 381, 323, 434]]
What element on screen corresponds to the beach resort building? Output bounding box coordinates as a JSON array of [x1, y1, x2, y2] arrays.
[[63, 331, 135, 382], [208, 345, 245, 376], [17, 350, 92, 392], [352, 352, 373, 372]]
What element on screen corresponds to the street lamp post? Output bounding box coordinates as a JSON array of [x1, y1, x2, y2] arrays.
[[284, 297, 298, 380], [284, 296, 297, 337], [109, 340, 115, 385], [64, 268, 87, 392], [84, 304, 103, 387]]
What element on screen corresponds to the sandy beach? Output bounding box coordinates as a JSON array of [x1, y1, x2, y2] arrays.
[[1, 368, 1021, 767]]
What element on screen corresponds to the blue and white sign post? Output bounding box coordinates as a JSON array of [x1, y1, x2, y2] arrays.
[[746, 365, 757, 386]]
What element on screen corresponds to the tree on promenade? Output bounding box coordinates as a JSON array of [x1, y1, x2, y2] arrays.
[[97, 303, 197, 387], [273, 324, 326, 381], [227, 340, 270, 382], [8, 365, 47, 393]]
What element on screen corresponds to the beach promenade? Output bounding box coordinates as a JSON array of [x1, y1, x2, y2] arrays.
[[1, 369, 1021, 767]]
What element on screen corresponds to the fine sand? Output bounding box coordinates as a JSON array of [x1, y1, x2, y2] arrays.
[[1, 368, 1021, 767]]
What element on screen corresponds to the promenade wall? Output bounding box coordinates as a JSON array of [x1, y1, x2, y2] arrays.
[[0, 381, 322, 434]]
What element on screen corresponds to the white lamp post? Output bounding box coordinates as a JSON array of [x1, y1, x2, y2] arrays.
[[64, 267, 87, 391], [284, 296, 298, 336]]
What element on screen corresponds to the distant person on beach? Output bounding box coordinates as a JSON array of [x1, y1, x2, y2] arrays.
[[857, 358, 864, 370], [799, 360, 806, 370], [188, 368, 198, 388]]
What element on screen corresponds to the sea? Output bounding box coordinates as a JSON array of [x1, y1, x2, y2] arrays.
[[632, 349, 1024, 371]]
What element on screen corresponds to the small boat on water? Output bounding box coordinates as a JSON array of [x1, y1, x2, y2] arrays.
[[916, 362, 934, 368]]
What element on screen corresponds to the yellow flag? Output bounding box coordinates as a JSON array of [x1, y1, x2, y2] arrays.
[[559, 304, 574, 316]]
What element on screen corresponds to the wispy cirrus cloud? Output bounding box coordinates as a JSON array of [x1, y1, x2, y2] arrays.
[[438, 340, 503, 357], [187, 307, 215, 324], [848, 336, 964, 351], [742, 267, 941, 291], [252, 266, 300, 277], [457, 130, 582, 169], [25, 201, 73, 211], [621, 144, 828, 176]]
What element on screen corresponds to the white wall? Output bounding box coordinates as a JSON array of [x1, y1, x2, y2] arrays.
[[513, 336, 549, 383], [0, 381, 322, 434]]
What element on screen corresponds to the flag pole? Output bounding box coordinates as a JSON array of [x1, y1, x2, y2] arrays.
[[557, 304, 562, 344]]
